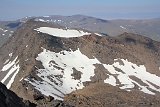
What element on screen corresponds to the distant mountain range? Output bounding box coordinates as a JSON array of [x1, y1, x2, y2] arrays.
[[35, 15, 160, 41], [0, 15, 160, 47]]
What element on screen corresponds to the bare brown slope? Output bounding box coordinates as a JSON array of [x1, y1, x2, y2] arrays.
[[64, 83, 160, 107]]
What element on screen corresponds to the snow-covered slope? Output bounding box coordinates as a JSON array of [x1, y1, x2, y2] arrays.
[[24, 47, 160, 100], [0, 54, 20, 89], [103, 59, 160, 95], [25, 48, 100, 100]]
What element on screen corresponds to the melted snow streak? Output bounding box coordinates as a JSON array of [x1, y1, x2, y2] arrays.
[[103, 59, 160, 95], [1, 56, 20, 89], [94, 33, 103, 36], [25, 48, 100, 100], [35, 27, 91, 38]]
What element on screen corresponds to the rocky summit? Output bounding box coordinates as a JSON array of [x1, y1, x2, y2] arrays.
[[0, 19, 160, 107]]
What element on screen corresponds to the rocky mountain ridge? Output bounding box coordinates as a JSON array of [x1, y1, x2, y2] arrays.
[[34, 15, 160, 41], [0, 19, 160, 106]]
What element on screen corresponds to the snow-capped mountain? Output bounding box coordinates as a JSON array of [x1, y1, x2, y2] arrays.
[[0, 19, 160, 106]]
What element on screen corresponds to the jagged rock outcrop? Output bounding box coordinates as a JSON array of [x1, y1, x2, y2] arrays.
[[0, 81, 69, 107], [0, 82, 36, 107]]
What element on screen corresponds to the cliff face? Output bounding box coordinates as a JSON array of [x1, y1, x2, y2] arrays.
[[0, 20, 160, 106]]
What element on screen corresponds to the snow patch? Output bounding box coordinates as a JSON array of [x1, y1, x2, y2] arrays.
[[4, 59, 9, 64], [0, 28, 8, 32], [4, 30, 8, 32], [25, 48, 100, 100], [10, 31, 14, 33], [19, 77, 23, 81], [6, 65, 20, 88], [0, 28, 4, 30], [43, 16, 50, 17], [37, 19, 46, 22], [9, 34, 12, 37], [1, 56, 20, 89], [103, 59, 160, 95], [120, 26, 127, 30], [9, 53, 12, 57], [94, 33, 102, 36], [25, 59, 28, 61], [104, 75, 116, 86], [3, 53, 13, 65], [35, 27, 91, 38], [1, 56, 18, 71]]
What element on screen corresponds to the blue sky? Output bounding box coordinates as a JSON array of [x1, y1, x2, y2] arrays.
[[0, 0, 160, 20]]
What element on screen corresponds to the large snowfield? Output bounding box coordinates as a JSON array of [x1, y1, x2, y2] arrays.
[[25, 48, 101, 100], [35, 27, 91, 38]]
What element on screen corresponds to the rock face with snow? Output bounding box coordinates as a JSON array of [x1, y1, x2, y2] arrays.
[[0, 20, 160, 106]]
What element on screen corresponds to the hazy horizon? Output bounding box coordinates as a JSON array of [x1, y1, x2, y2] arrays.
[[0, 0, 160, 21]]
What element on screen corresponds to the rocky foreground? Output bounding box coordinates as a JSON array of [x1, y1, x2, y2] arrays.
[[0, 82, 36, 107]]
